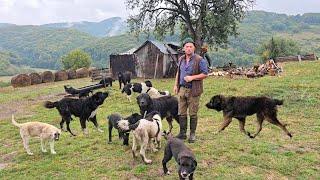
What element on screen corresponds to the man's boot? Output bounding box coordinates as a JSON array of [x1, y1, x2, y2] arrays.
[[188, 116, 198, 143], [176, 116, 187, 140]]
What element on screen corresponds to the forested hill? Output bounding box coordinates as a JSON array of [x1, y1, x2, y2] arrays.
[[0, 11, 319, 75]]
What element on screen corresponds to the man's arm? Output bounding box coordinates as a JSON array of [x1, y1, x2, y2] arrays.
[[184, 58, 208, 82]]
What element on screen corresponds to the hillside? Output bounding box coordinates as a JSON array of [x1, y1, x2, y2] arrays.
[[0, 61, 319, 178], [0, 11, 320, 75]]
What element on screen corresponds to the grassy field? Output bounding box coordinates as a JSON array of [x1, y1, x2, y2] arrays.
[[0, 61, 319, 179]]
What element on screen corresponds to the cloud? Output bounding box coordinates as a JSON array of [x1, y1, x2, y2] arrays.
[[0, 0, 129, 25], [0, 0, 319, 25]]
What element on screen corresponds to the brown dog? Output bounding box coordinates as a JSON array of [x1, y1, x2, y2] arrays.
[[206, 95, 292, 138]]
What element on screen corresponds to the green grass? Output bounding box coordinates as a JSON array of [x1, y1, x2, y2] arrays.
[[0, 61, 319, 179]]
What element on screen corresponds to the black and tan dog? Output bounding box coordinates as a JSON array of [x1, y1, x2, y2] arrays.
[[206, 95, 292, 138], [162, 131, 197, 179], [44, 92, 108, 136]]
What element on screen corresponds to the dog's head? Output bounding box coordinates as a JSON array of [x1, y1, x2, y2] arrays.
[[178, 156, 197, 179], [125, 113, 143, 124], [117, 72, 123, 79], [162, 130, 173, 140], [132, 83, 143, 93], [144, 80, 153, 87], [52, 129, 61, 141], [92, 91, 109, 105], [206, 95, 225, 111], [121, 83, 133, 95], [136, 93, 152, 109]]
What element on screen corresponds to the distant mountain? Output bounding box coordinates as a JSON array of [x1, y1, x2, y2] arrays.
[[0, 23, 16, 28], [41, 17, 127, 37]]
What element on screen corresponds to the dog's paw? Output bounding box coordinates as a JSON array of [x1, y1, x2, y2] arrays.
[[144, 159, 152, 164], [108, 141, 112, 144], [42, 149, 47, 153], [164, 171, 171, 175], [27, 152, 34, 155], [97, 128, 104, 133], [51, 151, 57, 155]]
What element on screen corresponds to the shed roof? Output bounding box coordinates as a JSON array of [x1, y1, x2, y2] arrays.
[[133, 40, 179, 55]]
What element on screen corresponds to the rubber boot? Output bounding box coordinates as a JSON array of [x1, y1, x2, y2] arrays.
[[188, 116, 197, 143], [176, 116, 187, 140]]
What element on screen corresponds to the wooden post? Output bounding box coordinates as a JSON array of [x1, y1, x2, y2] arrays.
[[154, 54, 159, 79]]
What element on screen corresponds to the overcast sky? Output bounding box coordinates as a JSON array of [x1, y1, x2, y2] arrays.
[[0, 0, 319, 25]]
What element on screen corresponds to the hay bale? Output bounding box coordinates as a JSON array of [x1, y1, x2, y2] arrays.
[[88, 67, 97, 77], [67, 69, 76, 79], [41, 71, 55, 83], [76, 67, 89, 78], [11, 74, 31, 88], [29, 72, 42, 85], [54, 70, 68, 81]]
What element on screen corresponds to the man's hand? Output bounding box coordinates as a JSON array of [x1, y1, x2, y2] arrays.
[[184, 75, 194, 82], [173, 85, 179, 95]]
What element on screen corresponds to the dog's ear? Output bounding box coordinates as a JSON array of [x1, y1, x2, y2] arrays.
[[192, 159, 197, 170]]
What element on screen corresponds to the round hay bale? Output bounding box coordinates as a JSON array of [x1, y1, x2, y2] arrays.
[[11, 74, 31, 88], [29, 72, 42, 85], [41, 71, 55, 83], [76, 67, 89, 78], [54, 70, 68, 81], [67, 69, 77, 79], [88, 67, 97, 77]]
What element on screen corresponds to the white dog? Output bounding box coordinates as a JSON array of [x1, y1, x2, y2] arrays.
[[118, 112, 162, 164], [12, 115, 61, 155]]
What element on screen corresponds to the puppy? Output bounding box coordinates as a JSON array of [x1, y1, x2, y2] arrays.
[[206, 95, 292, 138], [107, 113, 142, 145], [118, 72, 131, 89], [162, 131, 197, 180], [12, 115, 61, 155], [44, 92, 108, 136], [136, 93, 179, 133], [118, 111, 162, 164]]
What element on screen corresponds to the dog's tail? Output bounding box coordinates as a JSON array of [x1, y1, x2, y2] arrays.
[[117, 119, 140, 132], [274, 99, 284, 106], [44, 101, 58, 109], [11, 114, 21, 127], [159, 90, 170, 96]]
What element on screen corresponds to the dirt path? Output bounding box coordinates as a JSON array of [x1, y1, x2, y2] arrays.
[[0, 93, 66, 120]]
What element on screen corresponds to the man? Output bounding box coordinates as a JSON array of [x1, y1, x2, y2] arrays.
[[173, 37, 208, 143]]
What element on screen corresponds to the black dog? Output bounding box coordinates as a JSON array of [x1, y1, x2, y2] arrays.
[[136, 93, 179, 132], [99, 77, 115, 87], [64, 85, 92, 98], [118, 72, 131, 89], [206, 95, 292, 138], [107, 113, 142, 145], [44, 92, 108, 136], [162, 131, 197, 180]]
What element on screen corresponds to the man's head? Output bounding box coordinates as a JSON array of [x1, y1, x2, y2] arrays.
[[182, 37, 195, 56]]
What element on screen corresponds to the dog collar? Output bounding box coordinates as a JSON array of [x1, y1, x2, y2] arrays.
[[146, 87, 151, 93]]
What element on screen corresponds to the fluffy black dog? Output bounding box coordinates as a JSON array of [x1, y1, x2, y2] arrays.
[[206, 95, 292, 138], [44, 92, 108, 136], [107, 113, 142, 145], [118, 72, 131, 89], [136, 93, 179, 132], [162, 131, 197, 180]]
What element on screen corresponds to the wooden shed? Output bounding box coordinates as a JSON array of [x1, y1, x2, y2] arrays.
[[133, 40, 181, 78], [109, 40, 181, 79]]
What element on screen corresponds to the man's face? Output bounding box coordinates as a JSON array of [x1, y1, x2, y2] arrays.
[[184, 42, 195, 56]]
